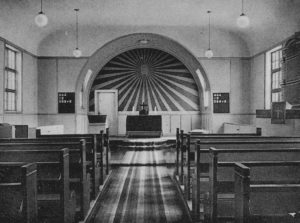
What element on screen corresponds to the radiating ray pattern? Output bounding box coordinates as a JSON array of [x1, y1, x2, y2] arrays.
[[89, 48, 200, 111]]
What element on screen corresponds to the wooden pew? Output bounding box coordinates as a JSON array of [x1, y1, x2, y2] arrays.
[[175, 128, 180, 176], [0, 141, 89, 221], [178, 130, 187, 185], [235, 162, 300, 223], [0, 162, 37, 223], [175, 127, 262, 167], [36, 128, 111, 187], [175, 130, 264, 200], [0, 149, 76, 223], [0, 136, 100, 199], [175, 128, 262, 173], [183, 136, 300, 203], [194, 147, 300, 222], [97, 128, 110, 177]]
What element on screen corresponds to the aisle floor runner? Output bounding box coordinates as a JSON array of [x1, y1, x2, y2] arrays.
[[90, 151, 191, 223], [111, 149, 175, 165]]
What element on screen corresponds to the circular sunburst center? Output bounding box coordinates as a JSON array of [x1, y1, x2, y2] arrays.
[[140, 63, 150, 78]]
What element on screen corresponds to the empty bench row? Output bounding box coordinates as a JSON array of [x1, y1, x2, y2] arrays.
[[174, 129, 300, 223], [0, 129, 111, 223]]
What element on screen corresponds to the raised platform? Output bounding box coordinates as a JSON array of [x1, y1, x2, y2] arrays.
[[110, 136, 175, 148], [126, 130, 162, 138], [110, 137, 176, 166], [118, 137, 173, 149]]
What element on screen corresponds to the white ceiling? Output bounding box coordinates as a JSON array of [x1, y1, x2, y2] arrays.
[[0, 0, 299, 57]]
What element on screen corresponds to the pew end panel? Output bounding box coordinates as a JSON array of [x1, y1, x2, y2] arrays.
[[235, 163, 250, 223], [0, 162, 38, 223]]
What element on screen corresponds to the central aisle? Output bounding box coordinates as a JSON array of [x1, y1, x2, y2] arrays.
[[89, 150, 192, 223]]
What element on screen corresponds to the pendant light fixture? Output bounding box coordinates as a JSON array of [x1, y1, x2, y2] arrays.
[[205, 10, 213, 59], [35, 0, 48, 27], [237, 0, 250, 28], [73, 8, 82, 58]]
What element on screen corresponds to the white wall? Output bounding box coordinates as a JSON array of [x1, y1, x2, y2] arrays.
[[200, 57, 253, 133], [250, 53, 265, 112], [37, 57, 87, 133]]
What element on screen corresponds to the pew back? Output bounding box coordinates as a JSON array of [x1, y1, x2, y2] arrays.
[[0, 142, 89, 220], [0, 162, 37, 223], [35, 129, 111, 183], [189, 138, 300, 221], [235, 162, 300, 223], [179, 135, 300, 200], [198, 148, 300, 222], [0, 149, 76, 223]]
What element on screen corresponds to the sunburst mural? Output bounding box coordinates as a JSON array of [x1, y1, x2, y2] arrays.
[[89, 48, 200, 111]]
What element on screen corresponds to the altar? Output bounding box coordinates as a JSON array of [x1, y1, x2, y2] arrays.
[[126, 115, 162, 138]]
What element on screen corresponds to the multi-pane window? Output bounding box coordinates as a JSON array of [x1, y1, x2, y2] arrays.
[[270, 48, 283, 103], [4, 45, 21, 112]]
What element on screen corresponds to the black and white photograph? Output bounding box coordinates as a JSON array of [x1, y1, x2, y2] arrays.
[[0, 0, 300, 222]]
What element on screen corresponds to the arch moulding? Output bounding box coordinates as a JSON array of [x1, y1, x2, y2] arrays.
[[75, 33, 211, 132]]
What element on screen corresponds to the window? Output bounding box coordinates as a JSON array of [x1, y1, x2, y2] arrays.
[[4, 45, 22, 112], [265, 45, 283, 109], [271, 49, 283, 102]]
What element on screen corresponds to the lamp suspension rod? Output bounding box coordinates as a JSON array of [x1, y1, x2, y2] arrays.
[[75, 8, 79, 49], [241, 0, 244, 13], [40, 0, 43, 12], [208, 10, 211, 49]]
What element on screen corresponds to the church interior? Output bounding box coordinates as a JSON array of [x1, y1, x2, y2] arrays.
[[0, 0, 300, 222]]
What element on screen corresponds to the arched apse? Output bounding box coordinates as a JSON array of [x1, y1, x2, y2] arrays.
[[75, 33, 211, 132], [89, 48, 200, 112]]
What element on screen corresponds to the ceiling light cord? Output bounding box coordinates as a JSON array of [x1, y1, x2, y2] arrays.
[[205, 10, 213, 58], [75, 9, 79, 49], [241, 0, 244, 14], [208, 10, 211, 49], [40, 0, 43, 13]]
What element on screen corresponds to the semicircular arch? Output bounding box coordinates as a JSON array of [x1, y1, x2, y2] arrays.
[[76, 33, 210, 111]]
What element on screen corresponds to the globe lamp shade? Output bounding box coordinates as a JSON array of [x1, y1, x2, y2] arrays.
[[237, 13, 250, 28], [35, 12, 48, 27], [73, 48, 82, 58], [205, 49, 213, 58]]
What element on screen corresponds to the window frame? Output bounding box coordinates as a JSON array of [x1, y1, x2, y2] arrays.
[[265, 45, 283, 109], [4, 44, 22, 113], [270, 48, 283, 103]]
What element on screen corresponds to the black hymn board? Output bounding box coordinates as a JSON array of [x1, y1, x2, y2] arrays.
[[58, 92, 75, 113], [213, 93, 230, 113]]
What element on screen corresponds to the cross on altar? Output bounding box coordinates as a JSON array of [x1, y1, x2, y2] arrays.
[[139, 101, 149, 115]]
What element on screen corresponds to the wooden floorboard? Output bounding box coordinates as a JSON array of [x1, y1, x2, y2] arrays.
[[89, 150, 191, 223]]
